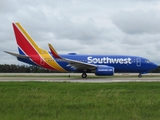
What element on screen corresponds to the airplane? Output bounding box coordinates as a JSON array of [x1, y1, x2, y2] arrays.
[[4, 22, 158, 78]]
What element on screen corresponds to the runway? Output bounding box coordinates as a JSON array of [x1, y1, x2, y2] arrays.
[[0, 73, 160, 83], [0, 77, 160, 83]]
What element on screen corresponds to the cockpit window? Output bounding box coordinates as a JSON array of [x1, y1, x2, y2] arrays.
[[145, 59, 150, 63]]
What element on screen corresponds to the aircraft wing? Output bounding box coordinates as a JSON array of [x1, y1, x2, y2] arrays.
[[48, 44, 97, 70], [4, 51, 30, 59], [63, 58, 97, 70]]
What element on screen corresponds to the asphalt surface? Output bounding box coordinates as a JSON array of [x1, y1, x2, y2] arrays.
[[0, 77, 160, 83], [0, 73, 160, 83]]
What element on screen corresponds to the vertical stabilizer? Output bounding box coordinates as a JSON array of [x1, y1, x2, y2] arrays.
[[12, 23, 67, 72], [12, 23, 46, 55]]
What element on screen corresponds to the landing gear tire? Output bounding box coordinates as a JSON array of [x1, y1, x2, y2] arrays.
[[82, 73, 87, 78], [138, 74, 142, 78]]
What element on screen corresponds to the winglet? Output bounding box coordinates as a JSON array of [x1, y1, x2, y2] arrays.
[[48, 44, 62, 59]]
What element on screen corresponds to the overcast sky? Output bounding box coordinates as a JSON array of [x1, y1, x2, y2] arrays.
[[1, 0, 160, 65]]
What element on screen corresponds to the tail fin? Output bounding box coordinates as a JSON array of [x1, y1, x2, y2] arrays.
[[12, 22, 48, 67], [12, 22, 47, 56], [12, 23, 67, 71]]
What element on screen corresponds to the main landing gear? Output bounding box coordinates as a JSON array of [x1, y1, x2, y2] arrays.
[[138, 73, 142, 78], [82, 73, 87, 78]]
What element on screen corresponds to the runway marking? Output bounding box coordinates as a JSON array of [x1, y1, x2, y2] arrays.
[[0, 77, 160, 83]]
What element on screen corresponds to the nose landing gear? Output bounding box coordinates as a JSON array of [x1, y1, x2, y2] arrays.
[[138, 73, 142, 78]]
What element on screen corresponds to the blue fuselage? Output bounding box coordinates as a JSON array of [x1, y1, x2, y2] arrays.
[[18, 53, 158, 74], [56, 54, 158, 73]]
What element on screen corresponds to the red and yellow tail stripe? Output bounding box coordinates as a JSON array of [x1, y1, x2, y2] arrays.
[[13, 22, 67, 72]]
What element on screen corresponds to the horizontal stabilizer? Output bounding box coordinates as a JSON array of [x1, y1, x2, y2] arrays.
[[4, 51, 30, 59]]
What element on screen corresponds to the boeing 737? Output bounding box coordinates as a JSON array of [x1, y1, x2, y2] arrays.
[[4, 23, 158, 78]]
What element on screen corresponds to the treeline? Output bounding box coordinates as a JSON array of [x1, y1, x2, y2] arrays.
[[0, 64, 160, 73], [0, 64, 55, 73]]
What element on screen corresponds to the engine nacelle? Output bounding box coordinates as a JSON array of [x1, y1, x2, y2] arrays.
[[95, 66, 114, 76]]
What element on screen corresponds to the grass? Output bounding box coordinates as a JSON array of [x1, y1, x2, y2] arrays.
[[0, 82, 160, 120]]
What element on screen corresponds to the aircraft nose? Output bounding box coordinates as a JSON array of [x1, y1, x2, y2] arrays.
[[151, 63, 158, 70]]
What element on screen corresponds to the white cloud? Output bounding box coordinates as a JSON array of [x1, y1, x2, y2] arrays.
[[112, 10, 160, 34], [0, 0, 160, 65]]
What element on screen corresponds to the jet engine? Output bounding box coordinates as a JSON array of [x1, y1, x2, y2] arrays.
[[95, 65, 114, 76]]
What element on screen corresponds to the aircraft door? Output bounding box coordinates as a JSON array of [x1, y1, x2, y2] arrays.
[[136, 58, 141, 67]]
